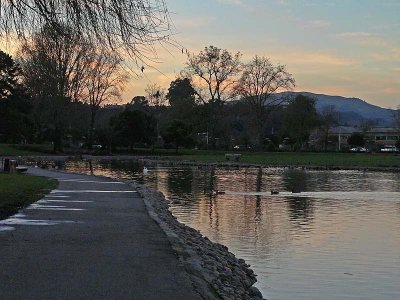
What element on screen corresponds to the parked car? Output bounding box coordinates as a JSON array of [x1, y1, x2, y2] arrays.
[[350, 147, 368, 152], [380, 145, 399, 153], [233, 145, 252, 150]]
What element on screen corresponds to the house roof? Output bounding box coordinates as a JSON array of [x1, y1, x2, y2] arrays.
[[329, 126, 357, 134], [329, 126, 399, 135]]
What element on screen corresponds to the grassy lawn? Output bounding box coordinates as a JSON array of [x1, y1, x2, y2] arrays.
[[0, 144, 53, 156], [159, 150, 400, 168], [114, 147, 400, 168], [0, 173, 58, 220]]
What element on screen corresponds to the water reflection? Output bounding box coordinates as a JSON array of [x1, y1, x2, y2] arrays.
[[28, 159, 400, 300], [287, 196, 314, 225]]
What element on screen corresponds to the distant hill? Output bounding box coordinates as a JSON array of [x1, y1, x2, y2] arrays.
[[281, 92, 394, 126]]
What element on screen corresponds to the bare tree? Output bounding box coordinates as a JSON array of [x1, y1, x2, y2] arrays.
[[183, 45, 242, 147], [20, 24, 91, 152], [318, 105, 340, 151], [145, 83, 167, 144], [0, 0, 173, 67], [83, 49, 128, 148], [21, 24, 89, 102], [235, 55, 295, 147], [145, 83, 167, 107], [184, 46, 242, 104]]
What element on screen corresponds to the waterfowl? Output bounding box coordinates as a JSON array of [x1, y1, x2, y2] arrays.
[[143, 166, 148, 174], [270, 190, 279, 195], [213, 190, 225, 195]]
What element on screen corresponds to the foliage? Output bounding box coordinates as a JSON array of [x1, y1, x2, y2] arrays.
[[113, 109, 156, 148], [0, 50, 32, 143], [129, 96, 149, 113], [166, 78, 197, 121], [281, 95, 319, 150], [164, 120, 194, 152], [166, 78, 196, 106], [0, 50, 23, 100], [347, 133, 365, 147]]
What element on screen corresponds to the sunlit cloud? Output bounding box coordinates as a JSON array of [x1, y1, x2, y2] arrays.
[[291, 18, 331, 29], [268, 50, 358, 67], [335, 32, 378, 38], [383, 87, 400, 95], [334, 32, 393, 49]]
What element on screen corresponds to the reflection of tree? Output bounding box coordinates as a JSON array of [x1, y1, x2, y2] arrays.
[[255, 167, 263, 222], [283, 169, 307, 193], [206, 167, 216, 193], [166, 168, 194, 195], [287, 196, 314, 224], [255, 196, 262, 223], [202, 167, 220, 234], [256, 167, 262, 192], [283, 169, 314, 224]]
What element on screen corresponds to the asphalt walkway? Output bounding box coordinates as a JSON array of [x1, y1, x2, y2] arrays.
[[0, 168, 202, 300]]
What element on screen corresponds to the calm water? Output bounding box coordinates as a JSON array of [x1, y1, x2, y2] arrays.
[[40, 159, 400, 299]]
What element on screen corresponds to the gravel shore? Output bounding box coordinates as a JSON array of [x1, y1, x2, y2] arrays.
[[134, 182, 265, 300]]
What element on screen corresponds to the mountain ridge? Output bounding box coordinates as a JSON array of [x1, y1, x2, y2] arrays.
[[281, 91, 394, 126]]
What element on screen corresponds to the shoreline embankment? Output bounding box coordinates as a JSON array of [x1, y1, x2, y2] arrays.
[[135, 182, 264, 300]]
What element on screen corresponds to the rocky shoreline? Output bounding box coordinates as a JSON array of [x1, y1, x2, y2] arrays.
[[133, 183, 264, 300]]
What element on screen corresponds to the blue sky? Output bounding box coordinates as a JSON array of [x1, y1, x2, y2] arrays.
[[126, 0, 400, 108]]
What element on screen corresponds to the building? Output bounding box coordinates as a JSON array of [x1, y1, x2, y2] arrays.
[[311, 126, 400, 151]]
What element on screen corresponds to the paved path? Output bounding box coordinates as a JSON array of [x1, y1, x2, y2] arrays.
[[0, 168, 202, 300]]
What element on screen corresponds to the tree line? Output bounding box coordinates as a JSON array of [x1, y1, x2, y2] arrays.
[[1, 33, 347, 153]]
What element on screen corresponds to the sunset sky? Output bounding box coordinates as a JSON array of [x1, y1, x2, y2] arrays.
[[126, 0, 400, 108]]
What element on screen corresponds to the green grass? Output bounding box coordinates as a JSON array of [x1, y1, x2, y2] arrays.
[[159, 151, 400, 168], [114, 147, 400, 168], [0, 144, 54, 156], [0, 173, 58, 220]]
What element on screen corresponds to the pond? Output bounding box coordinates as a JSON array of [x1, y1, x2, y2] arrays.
[[35, 159, 400, 300]]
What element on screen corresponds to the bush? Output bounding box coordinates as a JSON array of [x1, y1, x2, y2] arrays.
[[347, 133, 365, 147]]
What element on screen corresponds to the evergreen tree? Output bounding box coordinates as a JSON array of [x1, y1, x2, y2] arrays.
[[0, 50, 32, 143]]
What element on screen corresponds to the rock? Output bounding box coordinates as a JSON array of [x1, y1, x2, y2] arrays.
[[249, 286, 263, 299]]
